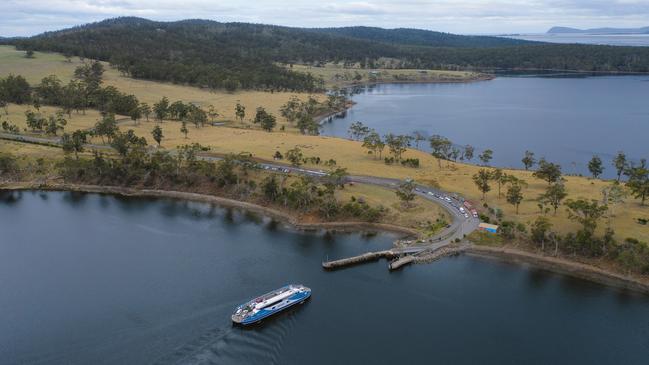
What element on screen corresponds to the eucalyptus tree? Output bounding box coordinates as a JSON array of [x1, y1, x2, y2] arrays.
[[151, 125, 163, 147], [534, 158, 562, 184], [540, 182, 568, 215], [478, 149, 493, 166], [472, 169, 492, 200], [588, 155, 604, 179], [429, 134, 451, 168], [235, 102, 246, 123], [522, 150, 536, 170], [612, 151, 627, 182], [463, 145, 474, 162], [625, 159, 649, 205]]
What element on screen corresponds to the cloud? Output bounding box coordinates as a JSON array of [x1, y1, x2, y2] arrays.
[[1, 0, 649, 37]]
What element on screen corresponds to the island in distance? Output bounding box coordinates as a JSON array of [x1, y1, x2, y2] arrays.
[[548, 26, 649, 34]]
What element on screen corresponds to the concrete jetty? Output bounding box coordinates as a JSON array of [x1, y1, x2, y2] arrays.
[[322, 250, 396, 270], [388, 255, 416, 270]]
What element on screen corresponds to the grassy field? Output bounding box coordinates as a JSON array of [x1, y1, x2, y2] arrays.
[[0, 46, 322, 130], [1, 104, 109, 133], [289, 63, 484, 88], [336, 183, 449, 234], [1, 45, 646, 243]]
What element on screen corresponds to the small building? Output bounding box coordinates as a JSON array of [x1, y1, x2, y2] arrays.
[[478, 223, 499, 234]]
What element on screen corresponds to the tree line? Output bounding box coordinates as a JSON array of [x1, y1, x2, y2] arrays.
[[9, 17, 649, 94]]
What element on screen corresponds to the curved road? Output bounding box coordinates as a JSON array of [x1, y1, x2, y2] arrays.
[[1, 132, 480, 250]]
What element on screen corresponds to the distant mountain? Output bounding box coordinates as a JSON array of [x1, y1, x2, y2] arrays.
[[548, 26, 649, 35], [311, 26, 535, 48]]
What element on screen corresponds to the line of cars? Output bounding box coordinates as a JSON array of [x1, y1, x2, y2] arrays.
[[414, 187, 478, 220]]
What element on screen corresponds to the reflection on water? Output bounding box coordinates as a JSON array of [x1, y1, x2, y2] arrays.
[[1, 191, 648, 364]]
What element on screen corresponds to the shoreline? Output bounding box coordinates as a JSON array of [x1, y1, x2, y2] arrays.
[[2, 181, 648, 295], [1, 182, 419, 238], [467, 245, 649, 295]]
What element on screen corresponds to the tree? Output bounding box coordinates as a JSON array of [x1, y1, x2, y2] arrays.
[[522, 150, 536, 170], [61, 130, 88, 159], [139, 102, 151, 121], [151, 125, 163, 147], [153, 97, 169, 121], [207, 104, 219, 123], [286, 147, 303, 167], [565, 199, 608, 235], [530, 216, 552, 251], [478, 149, 493, 166], [129, 105, 142, 125], [348, 121, 370, 141], [326, 167, 348, 189], [235, 102, 246, 122], [613, 151, 627, 182], [280, 96, 301, 124], [473, 169, 492, 200], [180, 121, 189, 139], [0, 98, 7, 115], [506, 182, 524, 214], [25, 110, 45, 131], [412, 131, 427, 149], [362, 131, 384, 159], [463, 144, 474, 162], [491, 168, 507, 198], [429, 135, 451, 168], [534, 158, 562, 184], [540, 182, 568, 215], [625, 159, 649, 205], [111, 129, 147, 157], [25, 50, 35, 58], [396, 180, 416, 208], [261, 175, 280, 201], [450, 147, 461, 162], [187, 104, 207, 128], [602, 183, 627, 221], [94, 113, 118, 143], [44, 111, 67, 136], [296, 113, 319, 135], [385, 133, 408, 160], [0, 75, 32, 104], [253, 107, 277, 132], [588, 155, 604, 179]]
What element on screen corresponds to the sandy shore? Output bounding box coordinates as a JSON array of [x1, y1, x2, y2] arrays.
[[468, 245, 649, 295]]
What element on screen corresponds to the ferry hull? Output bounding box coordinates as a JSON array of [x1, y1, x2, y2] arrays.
[[232, 285, 311, 325]]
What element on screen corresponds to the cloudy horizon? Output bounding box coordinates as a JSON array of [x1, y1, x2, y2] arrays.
[[2, 0, 649, 37]]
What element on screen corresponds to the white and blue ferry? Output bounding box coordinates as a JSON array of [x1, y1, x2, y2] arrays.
[[232, 284, 311, 325]]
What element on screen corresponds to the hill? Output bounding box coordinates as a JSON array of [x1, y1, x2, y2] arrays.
[[548, 26, 649, 34], [7, 17, 649, 92], [311, 26, 535, 47]]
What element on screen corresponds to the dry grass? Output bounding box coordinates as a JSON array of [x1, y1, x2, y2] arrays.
[[336, 183, 448, 232], [0, 46, 323, 130], [1, 104, 108, 133], [2, 45, 646, 243], [289, 63, 482, 88]]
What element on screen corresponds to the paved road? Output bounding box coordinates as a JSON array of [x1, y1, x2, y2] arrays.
[[1, 132, 480, 249]]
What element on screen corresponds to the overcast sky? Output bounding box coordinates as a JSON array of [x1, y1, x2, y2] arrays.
[[2, 0, 649, 37]]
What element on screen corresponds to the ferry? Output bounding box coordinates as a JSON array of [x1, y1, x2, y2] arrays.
[[231, 284, 311, 325]]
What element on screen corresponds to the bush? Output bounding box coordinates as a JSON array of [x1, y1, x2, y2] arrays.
[[0, 153, 19, 174], [400, 158, 420, 168]]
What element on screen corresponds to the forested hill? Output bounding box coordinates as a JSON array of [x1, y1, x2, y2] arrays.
[[311, 26, 535, 47], [8, 17, 649, 92]]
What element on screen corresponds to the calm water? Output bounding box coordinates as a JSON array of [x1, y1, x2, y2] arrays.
[[1, 190, 649, 364], [321, 77, 649, 177], [503, 33, 649, 47]]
